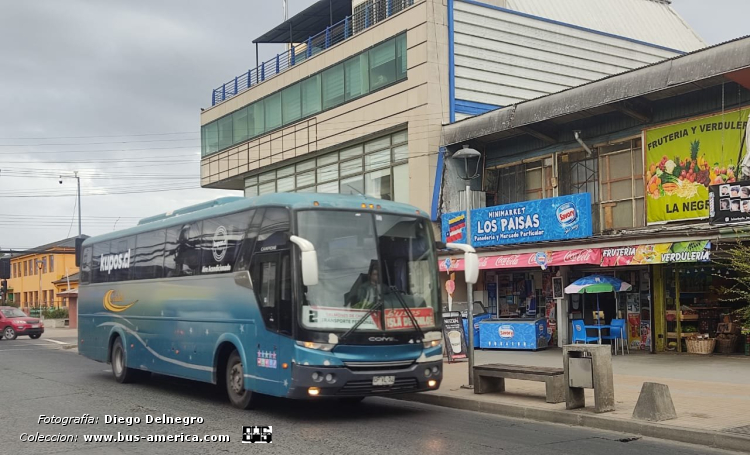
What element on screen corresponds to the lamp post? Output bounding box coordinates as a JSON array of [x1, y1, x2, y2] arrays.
[[59, 171, 82, 237], [452, 145, 482, 388]]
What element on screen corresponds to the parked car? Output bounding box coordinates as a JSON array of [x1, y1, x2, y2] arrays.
[[0, 306, 44, 340]]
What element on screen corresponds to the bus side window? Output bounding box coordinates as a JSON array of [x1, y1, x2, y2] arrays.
[[279, 254, 293, 336], [80, 247, 92, 284], [256, 260, 278, 331]]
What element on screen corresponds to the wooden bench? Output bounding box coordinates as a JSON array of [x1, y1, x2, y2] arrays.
[[474, 363, 565, 403]]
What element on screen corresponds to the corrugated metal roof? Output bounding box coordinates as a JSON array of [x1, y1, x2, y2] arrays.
[[505, 0, 705, 52]]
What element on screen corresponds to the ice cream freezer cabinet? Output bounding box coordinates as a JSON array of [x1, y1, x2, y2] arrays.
[[478, 318, 550, 350]]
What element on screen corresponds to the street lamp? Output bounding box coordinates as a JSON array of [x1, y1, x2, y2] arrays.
[[59, 171, 82, 237], [452, 144, 482, 388]]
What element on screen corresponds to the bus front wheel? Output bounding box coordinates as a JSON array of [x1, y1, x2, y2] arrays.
[[226, 350, 256, 410], [111, 337, 139, 384]]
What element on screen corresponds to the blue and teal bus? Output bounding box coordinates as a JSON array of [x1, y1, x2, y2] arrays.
[[77, 194, 473, 408]]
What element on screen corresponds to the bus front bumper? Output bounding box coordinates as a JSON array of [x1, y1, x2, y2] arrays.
[[287, 360, 442, 399]]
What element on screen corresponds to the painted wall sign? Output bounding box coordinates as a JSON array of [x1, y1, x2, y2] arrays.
[[600, 241, 711, 266], [645, 108, 749, 224], [438, 248, 601, 272], [709, 179, 750, 225], [441, 193, 593, 247]]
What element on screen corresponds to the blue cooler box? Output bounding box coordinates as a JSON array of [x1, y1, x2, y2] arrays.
[[478, 318, 549, 350]]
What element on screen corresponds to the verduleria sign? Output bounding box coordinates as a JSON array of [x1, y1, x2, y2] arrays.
[[645, 108, 749, 224]]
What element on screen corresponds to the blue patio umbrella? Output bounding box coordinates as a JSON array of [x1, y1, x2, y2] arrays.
[[564, 275, 632, 326]]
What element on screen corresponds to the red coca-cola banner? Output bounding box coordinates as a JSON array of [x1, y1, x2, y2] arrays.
[[439, 248, 601, 272]]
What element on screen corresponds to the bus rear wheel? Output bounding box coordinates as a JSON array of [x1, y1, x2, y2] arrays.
[[226, 350, 256, 409], [111, 337, 139, 384]]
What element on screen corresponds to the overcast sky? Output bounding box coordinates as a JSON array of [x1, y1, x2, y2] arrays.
[[0, 0, 746, 249]]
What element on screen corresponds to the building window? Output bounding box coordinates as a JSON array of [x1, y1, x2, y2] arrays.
[[49, 255, 54, 273], [485, 157, 553, 206], [201, 33, 407, 158], [560, 150, 600, 233], [42, 257, 47, 274], [244, 130, 409, 202], [598, 139, 644, 230]]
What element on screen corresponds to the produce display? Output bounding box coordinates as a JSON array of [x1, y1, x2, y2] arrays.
[[646, 140, 737, 200]]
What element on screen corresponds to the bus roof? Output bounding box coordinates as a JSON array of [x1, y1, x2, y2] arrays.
[[83, 193, 429, 246]]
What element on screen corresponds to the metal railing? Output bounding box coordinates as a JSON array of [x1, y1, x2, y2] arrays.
[[211, 0, 414, 106]]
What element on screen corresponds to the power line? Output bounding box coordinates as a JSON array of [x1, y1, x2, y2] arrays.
[[0, 146, 200, 155], [0, 131, 199, 140], [0, 137, 199, 147]]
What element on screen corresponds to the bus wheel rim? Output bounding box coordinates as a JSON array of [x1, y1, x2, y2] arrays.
[[230, 363, 244, 395]]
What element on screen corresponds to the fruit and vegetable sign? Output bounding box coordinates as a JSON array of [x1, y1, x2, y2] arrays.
[[600, 240, 711, 266], [645, 108, 749, 224]]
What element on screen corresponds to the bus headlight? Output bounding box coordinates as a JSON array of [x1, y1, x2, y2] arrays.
[[296, 341, 335, 351], [423, 339, 441, 348]]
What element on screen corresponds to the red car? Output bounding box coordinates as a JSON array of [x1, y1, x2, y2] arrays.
[[0, 306, 44, 340]]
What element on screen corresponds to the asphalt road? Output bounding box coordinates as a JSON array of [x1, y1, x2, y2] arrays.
[[0, 338, 740, 455]]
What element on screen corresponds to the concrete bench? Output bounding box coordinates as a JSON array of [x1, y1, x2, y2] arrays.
[[474, 363, 565, 403]]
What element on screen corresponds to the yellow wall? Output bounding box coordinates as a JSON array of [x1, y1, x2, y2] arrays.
[[7, 249, 78, 308]]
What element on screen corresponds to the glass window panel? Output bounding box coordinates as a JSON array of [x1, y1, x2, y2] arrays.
[[245, 185, 258, 197], [635, 177, 644, 197], [232, 106, 249, 143], [340, 158, 362, 176], [277, 175, 295, 192], [609, 152, 632, 180], [634, 146, 643, 175], [365, 136, 390, 153], [526, 168, 542, 190], [133, 231, 167, 280], [369, 38, 396, 90], [393, 144, 408, 162], [245, 175, 258, 186], [322, 64, 345, 110], [393, 164, 409, 203], [296, 170, 315, 188], [340, 144, 362, 159], [612, 200, 634, 229], [317, 153, 338, 166], [345, 53, 369, 101], [258, 181, 275, 195], [204, 122, 218, 156], [340, 175, 364, 195], [296, 160, 315, 172], [217, 115, 233, 150], [365, 149, 390, 170], [396, 33, 407, 79], [392, 130, 407, 145], [265, 92, 282, 130], [635, 199, 645, 227], [611, 180, 632, 200], [365, 169, 392, 200], [317, 181, 339, 193], [317, 163, 338, 182], [164, 224, 201, 277], [259, 171, 276, 182], [201, 213, 251, 272], [301, 74, 321, 117], [249, 102, 265, 137], [277, 165, 294, 177], [296, 186, 315, 193], [282, 83, 302, 124]]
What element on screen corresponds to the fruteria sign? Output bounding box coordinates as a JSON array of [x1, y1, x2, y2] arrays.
[[645, 108, 749, 224], [600, 240, 711, 267], [441, 193, 593, 247]]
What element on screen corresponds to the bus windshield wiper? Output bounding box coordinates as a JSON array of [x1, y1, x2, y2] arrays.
[[338, 299, 385, 344], [386, 286, 425, 341]]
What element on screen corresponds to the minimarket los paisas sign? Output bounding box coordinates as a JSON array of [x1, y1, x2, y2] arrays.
[[441, 193, 593, 247]]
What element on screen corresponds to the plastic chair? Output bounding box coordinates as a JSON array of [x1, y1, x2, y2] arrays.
[[571, 320, 599, 344], [602, 319, 628, 355]]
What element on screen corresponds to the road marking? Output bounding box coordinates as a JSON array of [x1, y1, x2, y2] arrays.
[[45, 339, 69, 345]]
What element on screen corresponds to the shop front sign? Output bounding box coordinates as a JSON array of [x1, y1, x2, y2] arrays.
[[645, 108, 749, 224], [441, 193, 593, 247], [600, 240, 711, 266], [438, 248, 601, 272], [709, 178, 750, 224]]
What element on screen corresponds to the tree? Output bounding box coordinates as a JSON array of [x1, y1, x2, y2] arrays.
[[716, 242, 750, 327]]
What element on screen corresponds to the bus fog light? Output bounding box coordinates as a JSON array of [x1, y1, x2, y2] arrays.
[[428, 380, 438, 388], [308, 387, 320, 396], [325, 373, 336, 383], [424, 368, 431, 377]]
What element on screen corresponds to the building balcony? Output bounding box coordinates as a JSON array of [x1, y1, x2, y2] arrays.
[[210, 0, 414, 107]]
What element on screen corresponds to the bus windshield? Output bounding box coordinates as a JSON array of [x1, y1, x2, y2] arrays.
[[297, 210, 438, 333]]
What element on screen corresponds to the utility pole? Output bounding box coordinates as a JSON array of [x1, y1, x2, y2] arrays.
[[60, 171, 82, 237]]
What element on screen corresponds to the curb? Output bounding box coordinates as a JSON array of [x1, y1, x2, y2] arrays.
[[61, 344, 78, 351], [394, 393, 750, 453]]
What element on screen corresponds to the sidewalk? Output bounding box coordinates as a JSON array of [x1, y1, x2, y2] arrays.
[[399, 348, 750, 453]]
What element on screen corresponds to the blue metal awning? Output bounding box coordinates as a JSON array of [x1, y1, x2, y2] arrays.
[[253, 0, 351, 44]]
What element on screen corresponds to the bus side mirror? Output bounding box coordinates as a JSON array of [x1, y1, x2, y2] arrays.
[[75, 237, 85, 267], [290, 235, 318, 286], [446, 243, 479, 285]]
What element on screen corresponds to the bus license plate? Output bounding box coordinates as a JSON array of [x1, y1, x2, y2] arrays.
[[372, 376, 395, 386]]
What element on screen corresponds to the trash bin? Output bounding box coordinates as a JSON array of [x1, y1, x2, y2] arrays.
[[563, 344, 614, 413]]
